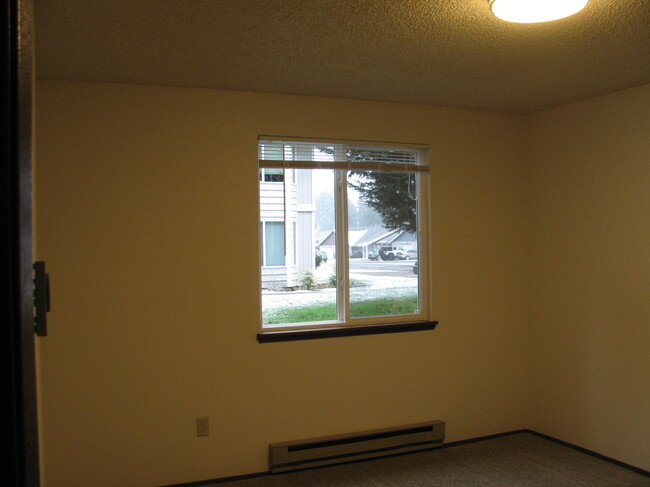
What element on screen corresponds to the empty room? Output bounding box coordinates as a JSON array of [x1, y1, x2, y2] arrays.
[[10, 0, 650, 486]]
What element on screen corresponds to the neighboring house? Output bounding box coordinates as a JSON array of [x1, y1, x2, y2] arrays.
[[315, 230, 336, 261], [260, 169, 315, 289], [316, 227, 417, 260], [353, 227, 400, 258], [378, 230, 417, 251]]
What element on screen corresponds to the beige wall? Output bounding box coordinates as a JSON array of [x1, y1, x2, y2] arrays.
[[35, 80, 528, 487], [527, 84, 650, 470]]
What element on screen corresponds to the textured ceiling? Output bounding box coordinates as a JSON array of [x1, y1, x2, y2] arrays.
[[35, 0, 650, 113]]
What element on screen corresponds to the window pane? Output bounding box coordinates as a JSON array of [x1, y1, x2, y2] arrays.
[[261, 169, 337, 326], [347, 171, 420, 318]]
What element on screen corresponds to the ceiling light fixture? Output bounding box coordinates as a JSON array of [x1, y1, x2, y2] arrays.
[[489, 0, 589, 23]]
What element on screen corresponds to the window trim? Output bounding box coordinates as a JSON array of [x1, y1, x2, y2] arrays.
[[258, 136, 433, 334]]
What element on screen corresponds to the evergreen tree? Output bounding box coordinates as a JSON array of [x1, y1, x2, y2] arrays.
[[348, 171, 417, 233], [354, 200, 383, 228], [316, 147, 419, 233]]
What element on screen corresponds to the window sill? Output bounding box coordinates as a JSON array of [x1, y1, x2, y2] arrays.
[[257, 321, 438, 343]]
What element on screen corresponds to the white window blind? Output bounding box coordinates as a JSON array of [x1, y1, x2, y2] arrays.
[[259, 137, 429, 173]]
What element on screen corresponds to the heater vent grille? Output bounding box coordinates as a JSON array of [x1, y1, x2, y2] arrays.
[[269, 420, 445, 473]]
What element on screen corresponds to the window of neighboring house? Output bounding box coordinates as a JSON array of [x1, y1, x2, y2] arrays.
[[260, 168, 284, 182], [261, 221, 285, 266], [258, 137, 432, 335]]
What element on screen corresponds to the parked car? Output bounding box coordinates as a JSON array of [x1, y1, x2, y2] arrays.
[[368, 250, 380, 261], [413, 260, 418, 274], [379, 246, 408, 261], [406, 249, 418, 260]]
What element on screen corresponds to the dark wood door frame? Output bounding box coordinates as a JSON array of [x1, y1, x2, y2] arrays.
[[2, 0, 39, 486]]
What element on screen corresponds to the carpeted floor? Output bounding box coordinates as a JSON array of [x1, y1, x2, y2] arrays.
[[202, 433, 650, 486]]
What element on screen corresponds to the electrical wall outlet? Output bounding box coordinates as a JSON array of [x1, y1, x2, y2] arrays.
[[196, 417, 209, 437]]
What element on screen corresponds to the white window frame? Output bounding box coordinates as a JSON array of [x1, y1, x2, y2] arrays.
[[258, 136, 432, 332]]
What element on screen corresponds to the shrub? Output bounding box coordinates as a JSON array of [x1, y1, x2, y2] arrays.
[[328, 272, 337, 287], [300, 269, 318, 290]]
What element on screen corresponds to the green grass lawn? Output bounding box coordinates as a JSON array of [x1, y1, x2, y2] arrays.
[[350, 296, 418, 318], [264, 295, 418, 325]]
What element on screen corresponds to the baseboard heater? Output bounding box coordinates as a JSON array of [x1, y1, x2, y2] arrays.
[[269, 420, 445, 473]]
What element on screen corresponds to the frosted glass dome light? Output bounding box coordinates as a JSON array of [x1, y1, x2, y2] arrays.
[[490, 0, 589, 23]]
